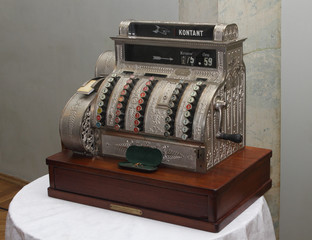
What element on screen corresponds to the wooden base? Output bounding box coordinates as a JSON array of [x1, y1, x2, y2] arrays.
[[46, 146, 272, 232]]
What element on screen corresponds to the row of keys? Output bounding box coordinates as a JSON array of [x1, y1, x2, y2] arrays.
[[164, 81, 188, 137], [95, 74, 120, 128], [114, 76, 140, 130], [134, 77, 158, 133], [181, 81, 205, 140]]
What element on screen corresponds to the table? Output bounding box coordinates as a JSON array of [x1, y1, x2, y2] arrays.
[[5, 175, 276, 240]]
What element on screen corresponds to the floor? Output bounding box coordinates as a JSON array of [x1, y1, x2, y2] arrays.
[[0, 174, 28, 239]]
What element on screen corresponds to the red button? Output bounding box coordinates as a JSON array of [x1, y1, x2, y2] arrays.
[[118, 96, 125, 102], [96, 115, 101, 121], [134, 120, 140, 126], [114, 124, 120, 130], [115, 117, 120, 123], [138, 98, 144, 105], [123, 84, 130, 90], [186, 104, 192, 110], [134, 127, 140, 133], [126, 79, 133, 84], [136, 105, 142, 111], [143, 86, 149, 92], [140, 92, 146, 98], [116, 110, 121, 116], [146, 81, 152, 86], [135, 112, 141, 119], [117, 103, 123, 109], [149, 76, 154, 81], [121, 89, 127, 95]]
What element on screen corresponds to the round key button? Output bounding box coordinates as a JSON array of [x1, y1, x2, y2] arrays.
[[173, 89, 180, 95], [102, 88, 109, 94], [196, 81, 203, 86], [164, 131, 170, 137], [186, 104, 192, 111], [190, 91, 197, 97], [97, 107, 103, 114], [176, 83, 183, 89], [182, 126, 189, 133], [115, 117, 121, 124], [136, 105, 143, 112], [181, 134, 188, 140], [143, 86, 149, 92], [121, 89, 127, 96], [183, 118, 190, 125], [184, 111, 191, 118], [140, 92, 146, 98], [99, 94, 106, 100], [169, 101, 175, 108], [138, 98, 144, 105], [108, 77, 114, 83], [165, 116, 172, 123], [98, 101, 104, 107], [188, 97, 195, 103], [167, 108, 173, 115], [134, 127, 140, 133], [105, 82, 111, 88], [171, 95, 177, 101], [96, 115, 101, 121], [116, 110, 122, 116], [96, 122, 101, 128], [135, 112, 141, 119], [193, 85, 200, 91], [117, 103, 123, 109], [118, 96, 125, 102], [134, 119, 141, 126], [164, 123, 171, 131], [114, 124, 120, 130]]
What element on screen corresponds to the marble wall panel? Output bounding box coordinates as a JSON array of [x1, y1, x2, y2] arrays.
[[180, 0, 281, 237]]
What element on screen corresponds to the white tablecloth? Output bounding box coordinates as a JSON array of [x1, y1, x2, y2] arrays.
[[5, 175, 275, 240]]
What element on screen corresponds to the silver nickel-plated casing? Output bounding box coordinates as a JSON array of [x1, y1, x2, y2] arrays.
[[59, 20, 246, 172]]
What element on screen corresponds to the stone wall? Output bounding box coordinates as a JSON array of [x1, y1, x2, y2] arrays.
[[180, 0, 281, 237]]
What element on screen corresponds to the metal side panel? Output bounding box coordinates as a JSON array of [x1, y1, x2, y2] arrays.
[[60, 93, 96, 153]]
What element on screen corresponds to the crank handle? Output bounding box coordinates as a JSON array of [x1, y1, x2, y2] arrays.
[[214, 99, 243, 144]]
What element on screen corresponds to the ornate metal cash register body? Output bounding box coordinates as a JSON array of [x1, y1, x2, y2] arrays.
[[47, 21, 272, 232]]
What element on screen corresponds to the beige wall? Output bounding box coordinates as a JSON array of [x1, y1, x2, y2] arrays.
[[180, 0, 281, 237]]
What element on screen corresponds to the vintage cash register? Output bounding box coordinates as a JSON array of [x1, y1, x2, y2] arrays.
[[47, 20, 272, 232]]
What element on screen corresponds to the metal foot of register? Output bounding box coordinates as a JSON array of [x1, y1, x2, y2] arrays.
[[47, 20, 272, 232]]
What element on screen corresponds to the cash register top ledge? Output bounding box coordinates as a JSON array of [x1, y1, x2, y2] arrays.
[[116, 20, 246, 44]]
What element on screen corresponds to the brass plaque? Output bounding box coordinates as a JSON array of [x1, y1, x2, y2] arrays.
[[110, 204, 143, 216]]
